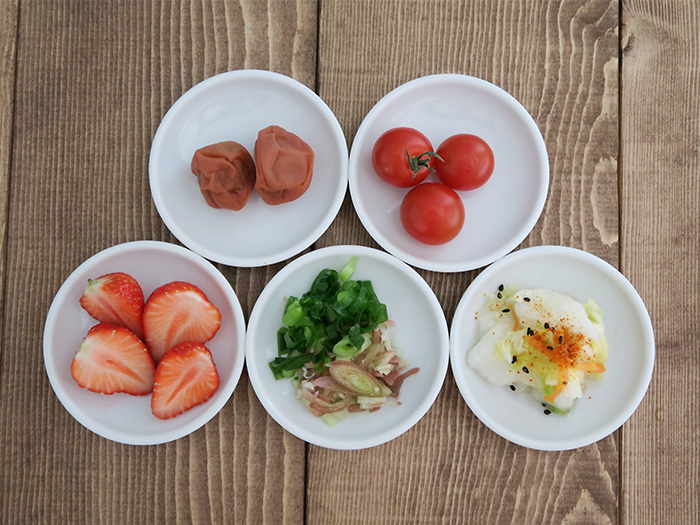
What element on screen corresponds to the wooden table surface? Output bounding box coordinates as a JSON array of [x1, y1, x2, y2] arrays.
[[0, 1, 697, 523]]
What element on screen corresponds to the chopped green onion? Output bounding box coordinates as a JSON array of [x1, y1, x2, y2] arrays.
[[269, 353, 312, 380], [281, 298, 304, 326], [271, 257, 388, 380], [348, 324, 364, 348], [339, 256, 359, 283], [309, 269, 340, 300], [332, 332, 371, 358], [332, 336, 359, 357]]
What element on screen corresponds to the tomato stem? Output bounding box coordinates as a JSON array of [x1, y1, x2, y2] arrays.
[[405, 150, 443, 178]]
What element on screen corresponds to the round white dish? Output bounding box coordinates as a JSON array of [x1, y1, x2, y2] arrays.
[[246, 245, 449, 450], [348, 74, 549, 272], [149, 69, 348, 267], [450, 246, 655, 451], [43, 241, 246, 445]]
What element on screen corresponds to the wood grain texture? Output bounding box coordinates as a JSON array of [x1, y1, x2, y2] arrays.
[[621, 2, 700, 524], [311, 1, 619, 523], [0, 0, 18, 367], [0, 1, 316, 523]]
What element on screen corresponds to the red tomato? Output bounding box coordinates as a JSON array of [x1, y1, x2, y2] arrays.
[[400, 183, 465, 245], [371, 127, 438, 188], [434, 134, 494, 190]]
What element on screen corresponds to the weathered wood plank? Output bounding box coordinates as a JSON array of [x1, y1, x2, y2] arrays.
[[0, 1, 315, 523], [312, 1, 619, 523], [621, 2, 700, 523], [0, 0, 18, 370], [0, 0, 18, 522]]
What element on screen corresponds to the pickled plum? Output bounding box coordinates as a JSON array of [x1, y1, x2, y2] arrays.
[[254, 125, 314, 205], [191, 141, 256, 211]]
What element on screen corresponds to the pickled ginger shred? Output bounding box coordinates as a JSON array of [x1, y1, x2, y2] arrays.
[[467, 286, 608, 414]]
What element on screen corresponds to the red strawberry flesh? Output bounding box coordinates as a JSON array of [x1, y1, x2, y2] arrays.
[[79, 272, 144, 338], [151, 341, 220, 419], [143, 281, 221, 362], [70, 323, 155, 395]]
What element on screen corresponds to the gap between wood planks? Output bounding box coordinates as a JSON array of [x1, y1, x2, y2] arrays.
[[0, 0, 20, 422], [616, 2, 623, 523], [304, 0, 323, 523]]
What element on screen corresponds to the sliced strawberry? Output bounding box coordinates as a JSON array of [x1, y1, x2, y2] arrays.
[[151, 341, 220, 419], [142, 281, 221, 362], [79, 272, 144, 338], [70, 323, 155, 395]]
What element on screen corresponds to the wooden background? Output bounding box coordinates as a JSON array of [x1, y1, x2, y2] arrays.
[[0, 0, 697, 523]]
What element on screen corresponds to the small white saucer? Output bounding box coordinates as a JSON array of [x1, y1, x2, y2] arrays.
[[150, 70, 348, 267]]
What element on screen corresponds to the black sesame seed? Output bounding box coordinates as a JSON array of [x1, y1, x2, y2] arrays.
[[541, 403, 547, 407], [547, 346, 553, 350], [497, 292, 502, 299], [544, 409, 551, 415], [559, 335, 563, 344], [509, 385, 516, 391], [526, 327, 534, 336], [523, 297, 531, 302], [498, 284, 504, 292], [544, 322, 550, 329], [522, 366, 529, 374], [511, 356, 517, 364], [502, 308, 510, 313]]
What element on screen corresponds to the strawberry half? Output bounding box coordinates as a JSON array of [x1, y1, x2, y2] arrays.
[[79, 272, 144, 338], [151, 342, 220, 419], [142, 281, 221, 363], [71, 323, 155, 395]]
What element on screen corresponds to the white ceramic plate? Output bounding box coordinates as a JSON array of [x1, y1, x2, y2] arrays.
[[246, 245, 449, 449], [149, 70, 348, 267], [43, 241, 246, 445], [450, 246, 655, 450], [349, 74, 549, 272]]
